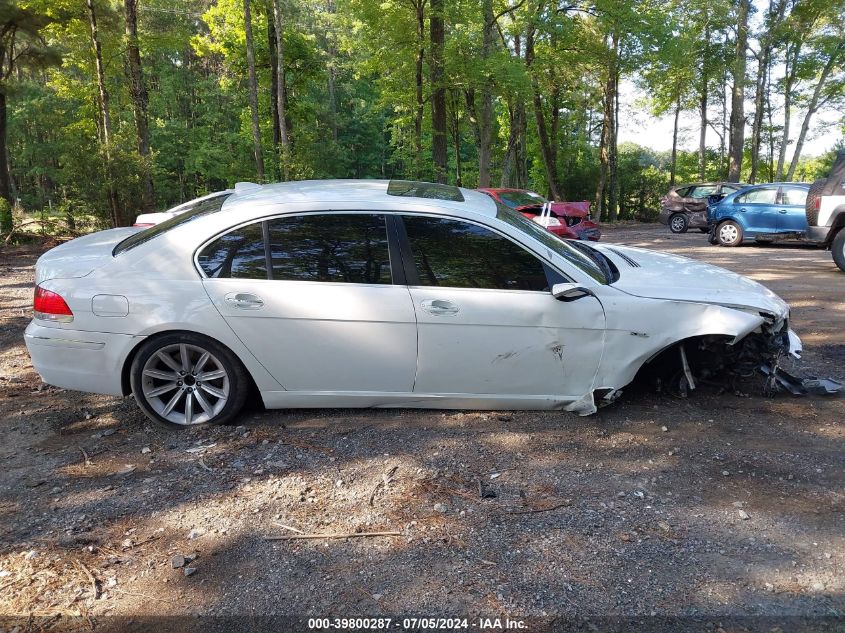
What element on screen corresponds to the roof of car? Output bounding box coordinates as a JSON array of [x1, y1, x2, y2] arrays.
[[741, 181, 810, 187], [223, 179, 498, 217]]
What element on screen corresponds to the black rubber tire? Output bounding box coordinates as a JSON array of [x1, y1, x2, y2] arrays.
[[832, 229, 845, 273], [698, 228, 709, 233], [805, 179, 827, 226], [130, 332, 249, 429], [716, 220, 743, 247], [668, 214, 689, 233]]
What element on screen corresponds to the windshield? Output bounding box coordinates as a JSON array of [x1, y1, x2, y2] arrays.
[[498, 190, 546, 208], [114, 193, 233, 255], [495, 204, 610, 284]]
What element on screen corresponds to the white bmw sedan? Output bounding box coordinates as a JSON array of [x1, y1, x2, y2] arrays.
[[25, 180, 801, 428]]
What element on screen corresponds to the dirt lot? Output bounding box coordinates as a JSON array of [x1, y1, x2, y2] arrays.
[[0, 225, 843, 631]]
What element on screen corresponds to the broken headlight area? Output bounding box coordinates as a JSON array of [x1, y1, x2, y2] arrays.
[[636, 323, 841, 399]]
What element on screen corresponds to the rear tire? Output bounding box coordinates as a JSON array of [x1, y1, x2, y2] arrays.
[[805, 179, 827, 226], [716, 220, 743, 247], [130, 332, 249, 428], [669, 214, 688, 233], [832, 230, 845, 273]]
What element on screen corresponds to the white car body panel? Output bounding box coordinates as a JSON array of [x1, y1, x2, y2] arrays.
[[26, 180, 802, 418], [203, 279, 418, 392], [818, 195, 845, 227]]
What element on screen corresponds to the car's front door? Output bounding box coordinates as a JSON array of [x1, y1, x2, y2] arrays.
[[200, 213, 418, 392], [732, 186, 780, 233], [778, 186, 809, 232], [398, 215, 606, 401]]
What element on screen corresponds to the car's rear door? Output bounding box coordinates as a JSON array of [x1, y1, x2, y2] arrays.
[[778, 186, 810, 232], [397, 214, 606, 402], [199, 213, 418, 393]]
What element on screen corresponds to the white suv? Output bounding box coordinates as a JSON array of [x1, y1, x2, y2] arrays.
[[806, 151, 845, 272]]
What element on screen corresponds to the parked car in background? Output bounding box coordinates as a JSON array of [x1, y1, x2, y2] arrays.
[[708, 182, 811, 247], [805, 150, 845, 272], [25, 179, 800, 427], [659, 182, 746, 233], [478, 188, 601, 241]]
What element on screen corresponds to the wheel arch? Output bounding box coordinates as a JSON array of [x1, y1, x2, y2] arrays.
[[120, 329, 263, 402]]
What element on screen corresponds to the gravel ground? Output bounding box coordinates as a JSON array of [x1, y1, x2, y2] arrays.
[[0, 225, 842, 631]]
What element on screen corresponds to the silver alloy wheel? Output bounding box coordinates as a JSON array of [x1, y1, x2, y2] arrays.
[[719, 223, 739, 244], [670, 215, 686, 232], [140, 343, 230, 426]]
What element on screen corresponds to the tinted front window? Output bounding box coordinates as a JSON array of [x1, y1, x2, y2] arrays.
[[782, 187, 808, 206], [736, 187, 778, 204], [402, 216, 549, 291], [198, 222, 267, 279], [115, 193, 232, 255], [268, 214, 391, 284], [498, 191, 547, 208]]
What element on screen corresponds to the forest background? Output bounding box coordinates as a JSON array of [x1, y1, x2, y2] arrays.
[[1, 0, 844, 232]]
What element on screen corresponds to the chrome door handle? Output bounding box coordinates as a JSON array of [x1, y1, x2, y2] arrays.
[[421, 299, 459, 316], [225, 292, 264, 310]]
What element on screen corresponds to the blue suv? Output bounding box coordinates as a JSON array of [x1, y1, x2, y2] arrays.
[[708, 182, 811, 246]]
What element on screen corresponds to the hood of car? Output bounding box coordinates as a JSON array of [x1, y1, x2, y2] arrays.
[[592, 243, 789, 318]]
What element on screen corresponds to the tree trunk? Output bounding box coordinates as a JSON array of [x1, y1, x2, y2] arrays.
[[670, 93, 681, 187], [477, 0, 494, 187], [268, 16, 281, 154], [749, 50, 767, 184], [776, 41, 800, 181], [727, 0, 749, 182], [429, 0, 447, 183], [786, 41, 844, 179], [595, 91, 610, 222], [608, 58, 619, 222], [414, 0, 425, 179], [525, 13, 560, 200], [501, 99, 526, 189], [271, 0, 290, 180], [449, 90, 462, 186], [0, 92, 10, 204], [243, 0, 265, 181], [87, 0, 122, 226], [124, 0, 154, 211], [750, 0, 786, 184], [698, 12, 709, 180]]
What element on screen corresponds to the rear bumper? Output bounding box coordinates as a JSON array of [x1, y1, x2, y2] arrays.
[[24, 322, 143, 396]]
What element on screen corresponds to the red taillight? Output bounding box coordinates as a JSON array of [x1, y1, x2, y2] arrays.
[[34, 285, 74, 323], [132, 222, 154, 228]]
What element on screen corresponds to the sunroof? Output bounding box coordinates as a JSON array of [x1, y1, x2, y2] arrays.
[[387, 180, 464, 202]]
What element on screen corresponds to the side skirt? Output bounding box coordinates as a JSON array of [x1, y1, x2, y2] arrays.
[[259, 390, 585, 412]]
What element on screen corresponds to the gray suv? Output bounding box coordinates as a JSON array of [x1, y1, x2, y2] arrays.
[[659, 182, 746, 233], [805, 150, 845, 272]]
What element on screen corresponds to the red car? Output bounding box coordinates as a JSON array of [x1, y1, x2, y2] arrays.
[[478, 188, 601, 241]]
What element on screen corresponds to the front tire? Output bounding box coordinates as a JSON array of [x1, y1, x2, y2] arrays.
[[716, 220, 743, 247], [130, 333, 249, 428], [669, 214, 689, 233], [832, 230, 845, 273]]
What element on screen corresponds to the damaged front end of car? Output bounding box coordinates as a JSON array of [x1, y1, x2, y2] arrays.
[[633, 313, 841, 400]]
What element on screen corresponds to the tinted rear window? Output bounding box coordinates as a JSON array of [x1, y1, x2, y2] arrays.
[[268, 214, 392, 284], [113, 193, 233, 255]]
